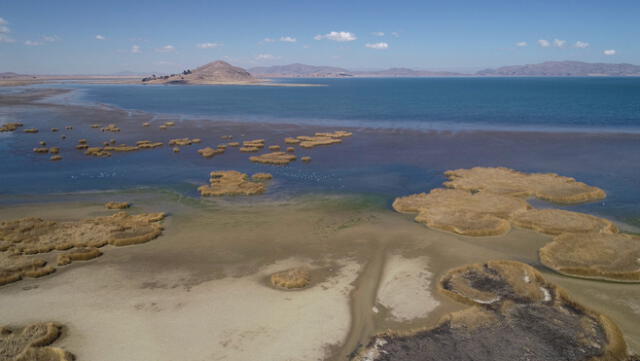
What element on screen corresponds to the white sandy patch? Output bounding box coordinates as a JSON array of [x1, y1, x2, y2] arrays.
[[376, 254, 439, 321], [0, 258, 360, 361]]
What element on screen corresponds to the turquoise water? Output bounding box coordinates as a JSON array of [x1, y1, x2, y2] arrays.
[[64, 77, 640, 132]]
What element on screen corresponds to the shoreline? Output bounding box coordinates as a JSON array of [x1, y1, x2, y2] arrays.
[[1, 191, 639, 358], [9, 85, 640, 137]]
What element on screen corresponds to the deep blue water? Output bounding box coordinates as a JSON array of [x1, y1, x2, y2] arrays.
[[60, 77, 640, 132]]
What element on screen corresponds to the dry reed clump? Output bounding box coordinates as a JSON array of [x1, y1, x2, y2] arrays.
[[239, 146, 260, 153], [511, 208, 617, 235], [270, 267, 311, 289], [101, 124, 120, 132], [0, 212, 166, 286], [284, 137, 300, 144], [198, 170, 266, 196], [220, 135, 233, 140], [249, 152, 296, 165], [136, 140, 163, 149], [268, 145, 281, 151], [0, 253, 55, 286], [23, 128, 39, 134], [49, 155, 62, 161], [84, 147, 111, 157], [353, 260, 629, 361], [297, 135, 342, 148], [540, 233, 640, 282], [0, 322, 75, 361], [392, 189, 529, 236], [315, 130, 353, 138], [444, 167, 606, 204], [57, 247, 102, 266], [251, 173, 273, 181], [243, 139, 265, 148], [286, 147, 295, 153], [301, 156, 312, 163], [227, 142, 240, 147], [169, 138, 200, 146], [105, 201, 130, 209], [197, 146, 224, 158], [0, 122, 23, 132]]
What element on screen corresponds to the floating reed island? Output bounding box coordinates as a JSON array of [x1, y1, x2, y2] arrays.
[[0, 211, 166, 286], [353, 260, 630, 361], [393, 166, 640, 283], [198, 170, 270, 196]]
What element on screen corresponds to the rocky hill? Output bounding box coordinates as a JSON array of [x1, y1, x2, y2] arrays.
[[477, 61, 640, 76], [143, 61, 258, 84]]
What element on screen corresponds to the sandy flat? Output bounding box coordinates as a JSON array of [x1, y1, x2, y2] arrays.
[[376, 255, 438, 321], [0, 256, 360, 361]]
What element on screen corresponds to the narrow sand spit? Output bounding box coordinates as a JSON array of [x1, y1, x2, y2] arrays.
[[0, 257, 360, 361], [376, 255, 438, 321]]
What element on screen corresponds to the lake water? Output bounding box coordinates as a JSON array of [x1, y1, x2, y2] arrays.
[[1, 79, 640, 228], [51, 77, 640, 133]]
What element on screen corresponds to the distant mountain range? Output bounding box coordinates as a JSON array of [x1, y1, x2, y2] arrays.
[[477, 61, 640, 76], [249, 61, 640, 78], [248, 63, 352, 78], [248, 63, 462, 77]]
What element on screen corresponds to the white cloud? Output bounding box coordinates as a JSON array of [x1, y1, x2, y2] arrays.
[[279, 36, 296, 42], [391, 32, 400, 38], [372, 32, 385, 36], [603, 49, 616, 56], [516, 41, 527, 47], [42, 35, 59, 42], [314, 31, 357, 42], [196, 42, 221, 48], [0, 17, 14, 43], [263, 36, 297, 43], [131, 45, 141, 53], [553, 38, 566, 48], [156, 45, 175, 52], [256, 53, 280, 60], [24, 40, 42, 46], [365, 42, 389, 50], [538, 39, 550, 47], [95, 34, 106, 40], [574, 41, 589, 48]]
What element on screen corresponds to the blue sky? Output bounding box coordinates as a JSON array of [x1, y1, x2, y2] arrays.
[[1, 0, 638, 74]]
